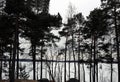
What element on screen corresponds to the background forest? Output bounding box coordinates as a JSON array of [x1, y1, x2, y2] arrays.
[[0, 0, 120, 82]]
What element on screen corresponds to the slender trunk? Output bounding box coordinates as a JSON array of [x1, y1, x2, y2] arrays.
[[90, 63, 92, 82], [82, 52, 85, 82], [78, 29, 81, 82], [34, 0, 38, 79], [93, 36, 96, 82], [96, 63, 98, 82], [64, 35, 68, 82], [16, 38, 19, 79], [114, 5, 120, 82], [32, 43, 36, 80], [61, 66, 63, 82], [9, 44, 12, 80], [90, 42, 92, 82], [82, 63, 85, 82], [96, 44, 98, 82], [92, 66, 94, 82], [37, 62, 39, 80], [50, 48, 53, 80], [111, 56, 113, 82], [0, 3, 3, 80], [51, 56, 53, 80], [110, 39, 113, 82], [10, 16, 19, 82], [58, 57, 60, 82], [40, 45, 43, 79], [72, 33, 76, 78], [68, 48, 71, 79]]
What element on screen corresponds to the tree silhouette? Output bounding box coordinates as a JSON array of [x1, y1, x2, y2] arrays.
[[4, 0, 32, 81], [0, 14, 14, 80], [23, 12, 62, 80], [74, 12, 85, 82], [101, 1, 120, 82], [84, 8, 109, 82]]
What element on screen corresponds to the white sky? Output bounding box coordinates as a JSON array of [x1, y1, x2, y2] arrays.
[[49, 0, 101, 47], [49, 0, 101, 22]]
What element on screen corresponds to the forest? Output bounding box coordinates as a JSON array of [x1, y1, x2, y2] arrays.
[[0, 0, 120, 82]]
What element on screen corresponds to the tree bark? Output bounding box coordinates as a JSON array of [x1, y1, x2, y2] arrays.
[[16, 35, 19, 79], [93, 36, 96, 82], [72, 33, 76, 78], [64, 35, 68, 82], [114, 5, 120, 82], [90, 42, 92, 82], [78, 29, 81, 82], [40, 45, 43, 79], [111, 51, 113, 82], [10, 16, 19, 82], [68, 48, 71, 79], [82, 52, 85, 82], [9, 44, 12, 80], [32, 43, 36, 80]]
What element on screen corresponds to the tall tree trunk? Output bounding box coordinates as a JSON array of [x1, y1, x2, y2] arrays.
[[82, 63, 85, 82], [37, 62, 38, 80], [68, 47, 71, 79], [93, 36, 96, 82], [61, 66, 63, 82], [9, 44, 13, 80], [96, 63, 98, 82], [114, 5, 120, 82], [16, 37, 19, 79], [72, 33, 76, 78], [82, 52, 85, 82], [110, 54, 113, 82], [58, 57, 62, 82], [64, 35, 68, 82], [32, 43, 36, 80], [90, 62, 92, 82], [51, 56, 53, 80], [50, 47, 53, 80], [40, 45, 43, 79], [0, 3, 4, 80], [90, 42, 92, 82], [110, 38, 113, 82], [78, 29, 81, 82], [10, 16, 19, 82], [58, 61, 61, 82], [96, 45, 98, 82]]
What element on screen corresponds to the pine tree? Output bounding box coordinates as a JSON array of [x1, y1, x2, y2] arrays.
[[84, 8, 109, 82]]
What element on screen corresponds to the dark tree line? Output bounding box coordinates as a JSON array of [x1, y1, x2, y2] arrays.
[[59, 0, 120, 82], [0, 0, 120, 82], [0, 0, 62, 82]]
